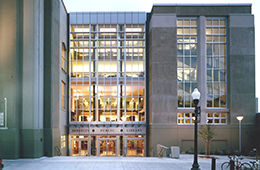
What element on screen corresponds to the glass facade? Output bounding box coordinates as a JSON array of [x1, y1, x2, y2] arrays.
[[206, 18, 227, 108], [70, 23, 145, 123], [177, 18, 198, 108], [69, 12, 146, 157], [177, 17, 228, 125]]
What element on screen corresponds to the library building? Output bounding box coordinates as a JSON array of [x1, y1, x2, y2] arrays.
[[0, 0, 257, 158]]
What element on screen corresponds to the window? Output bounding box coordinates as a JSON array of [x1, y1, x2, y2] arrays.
[[61, 43, 66, 71], [177, 113, 195, 124], [61, 135, 66, 148], [206, 112, 227, 124], [61, 81, 66, 109], [177, 18, 198, 108], [206, 18, 227, 108], [70, 23, 146, 123]]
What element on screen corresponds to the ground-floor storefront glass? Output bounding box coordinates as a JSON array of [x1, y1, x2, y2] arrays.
[[69, 128, 145, 157]]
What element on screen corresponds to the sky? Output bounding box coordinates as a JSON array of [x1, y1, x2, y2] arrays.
[[63, 0, 260, 112]]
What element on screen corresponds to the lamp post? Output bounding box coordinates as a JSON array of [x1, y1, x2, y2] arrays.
[[122, 116, 126, 156], [191, 88, 201, 170], [236, 116, 244, 153], [87, 116, 92, 156]]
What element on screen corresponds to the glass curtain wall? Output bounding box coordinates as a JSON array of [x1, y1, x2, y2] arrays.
[[177, 18, 198, 108], [70, 24, 145, 123], [206, 18, 227, 108]]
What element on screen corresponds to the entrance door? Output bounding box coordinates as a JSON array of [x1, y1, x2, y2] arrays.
[[126, 139, 144, 156], [99, 139, 116, 156], [72, 140, 89, 156], [80, 141, 88, 156]]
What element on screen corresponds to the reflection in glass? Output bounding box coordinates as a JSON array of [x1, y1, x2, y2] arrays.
[[207, 58, 212, 68], [207, 95, 212, 107], [177, 44, 183, 55], [177, 58, 183, 68]]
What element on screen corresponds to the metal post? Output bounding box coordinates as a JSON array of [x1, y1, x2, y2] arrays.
[[191, 101, 200, 170], [211, 157, 216, 170], [239, 120, 241, 153], [123, 119, 125, 156], [89, 122, 90, 156], [230, 159, 235, 170]]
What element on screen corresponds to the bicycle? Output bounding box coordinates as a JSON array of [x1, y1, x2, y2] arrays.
[[0, 158, 3, 170], [249, 160, 260, 170], [221, 155, 252, 170]]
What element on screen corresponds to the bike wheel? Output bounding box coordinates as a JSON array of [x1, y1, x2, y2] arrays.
[[221, 162, 230, 170], [240, 163, 252, 170]]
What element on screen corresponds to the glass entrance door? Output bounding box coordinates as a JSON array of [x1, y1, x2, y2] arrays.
[[126, 139, 144, 156], [100, 140, 107, 156], [80, 140, 88, 156], [72, 140, 89, 156], [99, 139, 116, 156], [72, 140, 79, 156]]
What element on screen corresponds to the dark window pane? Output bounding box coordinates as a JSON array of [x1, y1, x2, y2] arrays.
[[220, 95, 226, 107], [220, 70, 226, 81], [178, 96, 183, 107], [178, 57, 183, 68], [184, 57, 190, 68], [207, 44, 212, 55], [184, 83, 190, 94], [207, 95, 213, 107], [213, 70, 219, 81], [214, 95, 220, 107], [191, 44, 197, 55], [178, 82, 184, 94], [213, 44, 219, 56], [207, 58, 212, 68], [214, 82, 219, 94], [207, 83, 213, 94], [184, 95, 190, 107], [207, 70, 212, 81], [184, 44, 190, 56], [177, 44, 183, 55]]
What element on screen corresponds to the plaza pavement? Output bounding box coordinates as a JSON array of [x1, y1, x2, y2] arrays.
[[1, 154, 255, 170]]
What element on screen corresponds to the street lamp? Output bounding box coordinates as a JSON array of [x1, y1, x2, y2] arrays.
[[191, 88, 201, 170], [122, 116, 126, 156], [236, 116, 244, 153], [87, 116, 92, 156]]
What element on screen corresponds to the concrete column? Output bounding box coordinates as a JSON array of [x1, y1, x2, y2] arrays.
[[20, 0, 44, 158], [228, 14, 255, 125], [44, 0, 62, 157], [197, 16, 207, 124], [0, 0, 23, 159], [148, 13, 177, 154]]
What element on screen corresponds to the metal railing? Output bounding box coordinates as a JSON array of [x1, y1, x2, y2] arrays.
[[157, 147, 165, 157], [55, 146, 62, 156]]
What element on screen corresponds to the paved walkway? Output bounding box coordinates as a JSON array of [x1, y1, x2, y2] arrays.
[[1, 154, 255, 170]]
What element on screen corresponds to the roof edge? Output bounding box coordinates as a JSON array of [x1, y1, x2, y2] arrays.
[[152, 3, 252, 7]]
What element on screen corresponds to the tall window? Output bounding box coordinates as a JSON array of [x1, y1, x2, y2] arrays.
[[61, 81, 66, 109], [61, 43, 66, 71], [70, 24, 145, 122], [61, 135, 66, 148], [177, 18, 198, 108], [206, 18, 227, 108]]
